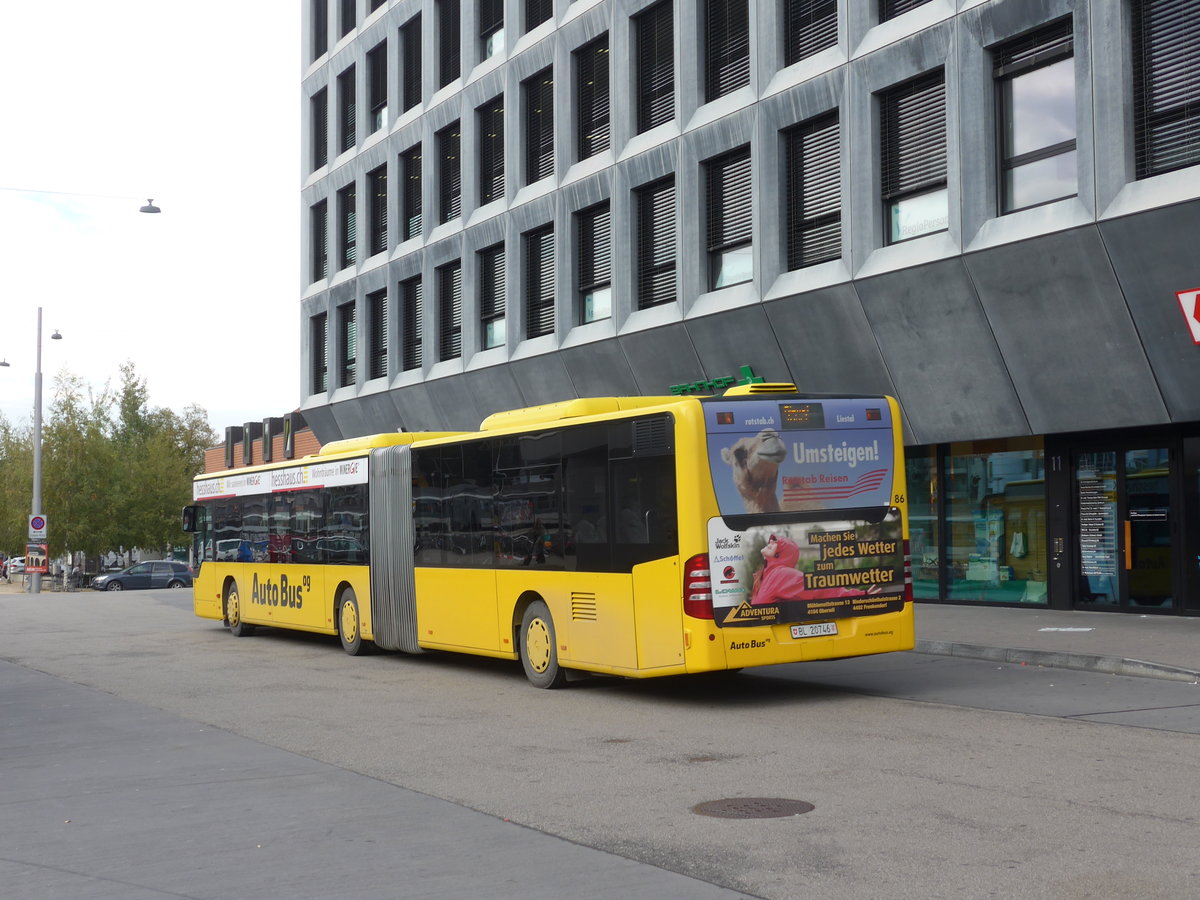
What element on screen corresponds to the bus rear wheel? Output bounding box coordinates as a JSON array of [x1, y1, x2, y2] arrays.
[[338, 588, 369, 655], [226, 582, 255, 637], [520, 600, 567, 689]]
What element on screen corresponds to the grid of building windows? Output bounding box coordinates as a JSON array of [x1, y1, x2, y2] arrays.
[[302, 0, 1200, 409]]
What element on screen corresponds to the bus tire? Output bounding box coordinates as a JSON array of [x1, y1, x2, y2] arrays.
[[338, 588, 369, 656], [520, 600, 567, 689], [226, 582, 255, 637]]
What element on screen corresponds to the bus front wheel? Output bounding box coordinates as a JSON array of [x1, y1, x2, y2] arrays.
[[338, 588, 369, 656], [520, 600, 567, 689], [226, 583, 255, 637]]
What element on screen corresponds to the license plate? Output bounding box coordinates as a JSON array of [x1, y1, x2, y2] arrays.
[[791, 622, 838, 639]]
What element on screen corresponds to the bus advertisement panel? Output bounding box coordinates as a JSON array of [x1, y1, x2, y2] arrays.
[[704, 396, 907, 629]]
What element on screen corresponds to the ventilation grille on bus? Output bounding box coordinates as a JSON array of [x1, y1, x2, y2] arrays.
[[632, 415, 673, 456], [571, 593, 598, 621]]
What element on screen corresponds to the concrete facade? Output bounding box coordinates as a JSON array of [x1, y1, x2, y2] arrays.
[[298, 0, 1200, 446]]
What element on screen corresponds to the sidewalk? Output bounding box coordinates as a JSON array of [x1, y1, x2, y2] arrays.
[[2, 577, 1197, 682]]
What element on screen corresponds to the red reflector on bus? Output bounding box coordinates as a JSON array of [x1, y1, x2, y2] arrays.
[[866, 408, 882, 420], [683, 553, 714, 620]]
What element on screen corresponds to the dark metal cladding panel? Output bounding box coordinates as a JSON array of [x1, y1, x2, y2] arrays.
[[966, 226, 1169, 433], [619, 323, 702, 395], [388, 382, 443, 432], [685, 305, 791, 385], [763, 283, 910, 441], [1098, 200, 1200, 422], [509, 353, 575, 407], [764, 283, 899, 393], [425, 375, 487, 431], [558, 338, 639, 397], [302, 402, 344, 444], [461, 366, 527, 427], [856, 257, 1029, 445], [368, 444, 422, 653]]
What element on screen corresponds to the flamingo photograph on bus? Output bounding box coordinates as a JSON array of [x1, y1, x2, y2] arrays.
[[183, 384, 914, 688]]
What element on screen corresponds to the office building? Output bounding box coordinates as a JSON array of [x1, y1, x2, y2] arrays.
[[299, 0, 1200, 615]]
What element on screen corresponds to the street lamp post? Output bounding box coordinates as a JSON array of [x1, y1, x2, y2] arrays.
[[30, 307, 63, 594]]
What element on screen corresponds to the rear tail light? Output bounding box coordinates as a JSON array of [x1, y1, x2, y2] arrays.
[[683, 553, 714, 620]]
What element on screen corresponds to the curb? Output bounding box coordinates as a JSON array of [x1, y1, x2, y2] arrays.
[[915, 639, 1200, 684]]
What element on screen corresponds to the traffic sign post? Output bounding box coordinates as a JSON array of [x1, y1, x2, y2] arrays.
[[29, 515, 47, 542]]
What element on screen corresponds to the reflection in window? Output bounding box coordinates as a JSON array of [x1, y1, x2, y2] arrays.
[[995, 20, 1076, 213], [905, 447, 939, 600], [880, 70, 947, 243], [945, 438, 1046, 605]]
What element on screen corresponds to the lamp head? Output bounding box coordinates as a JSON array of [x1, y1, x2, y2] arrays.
[[51, 330, 63, 341], [140, 199, 161, 214]]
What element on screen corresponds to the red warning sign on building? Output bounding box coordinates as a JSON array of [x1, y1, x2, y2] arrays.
[[1178, 288, 1200, 345]]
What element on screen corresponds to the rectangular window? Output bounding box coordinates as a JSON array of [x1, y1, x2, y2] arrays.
[[577, 202, 611, 323], [524, 225, 555, 338], [370, 0, 385, 10], [339, 0, 355, 36], [312, 0, 329, 60], [401, 144, 422, 240], [479, 243, 506, 349], [995, 19, 1075, 213], [337, 183, 357, 269], [478, 95, 505, 205], [367, 288, 388, 380], [880, 0, 932, 22], [401, 276, 423, 370], [368, 164, 387, 256], [1132, 0, 1200, 179], [438, 260, 463, 360], [526, 0, 552, 33], [311, 199, 329, 282], [705, 147, 752, 290], [784, 0, 836, 66], [401, 15, 422, 111], [438, 0, 461, 88], [311, 312, 328, 392], [576, 35, 610, 160], [785, 112, 840, 269], [337, 65, 356, 153], [636, 177, 675, 309], [438, 121, 461, 223], [367, 40, 388, 133], [337, 302, 356, 387], [705, 0, 750, 102], [880, 70, 947, 243], [524, 68, 554, 184], [480, 0, 504, 59], [311, 88, 328, 171], [635, 2, 673, 133]]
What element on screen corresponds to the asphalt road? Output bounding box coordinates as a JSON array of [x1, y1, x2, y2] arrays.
[[3, 589, 1199, 899]]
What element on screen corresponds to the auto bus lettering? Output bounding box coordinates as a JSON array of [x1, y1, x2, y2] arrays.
[[729, 639, 769, 650], [251, 572, 306, 608]]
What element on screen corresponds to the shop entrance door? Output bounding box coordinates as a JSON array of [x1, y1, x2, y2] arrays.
[[1073, 446, 1174, 611]]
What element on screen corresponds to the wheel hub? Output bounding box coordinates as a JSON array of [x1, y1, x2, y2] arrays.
[[526, 618, 551, 673]]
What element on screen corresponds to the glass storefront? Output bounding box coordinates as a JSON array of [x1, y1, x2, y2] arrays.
[[907, 438, 1047, 606]]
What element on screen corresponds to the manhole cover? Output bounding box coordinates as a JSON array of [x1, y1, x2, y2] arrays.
[[692, 798, 815, 819]]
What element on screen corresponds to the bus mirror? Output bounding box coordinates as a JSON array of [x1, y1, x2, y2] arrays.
[[181, 506, 200, 533]]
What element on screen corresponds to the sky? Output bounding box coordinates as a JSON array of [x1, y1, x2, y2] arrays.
[[0, 2, 300, 439]]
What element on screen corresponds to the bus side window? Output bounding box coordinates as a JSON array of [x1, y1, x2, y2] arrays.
[[610, 455, 677, 571]]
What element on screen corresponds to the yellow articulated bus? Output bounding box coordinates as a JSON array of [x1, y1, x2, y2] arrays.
[[183, 383, 914, 688]]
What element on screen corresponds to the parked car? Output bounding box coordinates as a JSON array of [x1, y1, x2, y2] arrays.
[[91, 561, 194, 591], [7, 557, 25, 575]]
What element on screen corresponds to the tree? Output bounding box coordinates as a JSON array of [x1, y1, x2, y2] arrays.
[[1, 362, 218, 564]]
